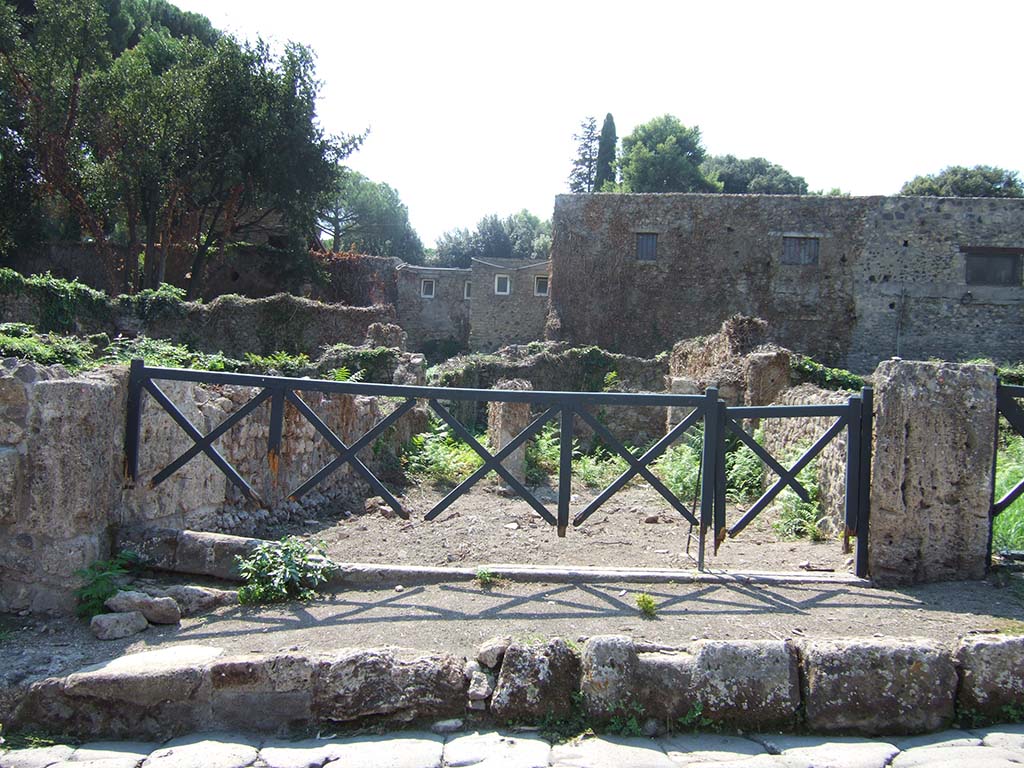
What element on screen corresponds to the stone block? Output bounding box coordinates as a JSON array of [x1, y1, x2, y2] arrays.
[[869, 360, 996, 585], [801, 638, 956, 734], [311, 648, 466, 723], [210, 652, 314, 728], [174, 530, 261, 580], [490, 639, 581, 721], [954, 635, 1024, 722], [89, 611, 148, 640], [104, 590, 181, 624], [0, 446, 23, 523], [487, 380, 532, 485], [550, 735, 677, 768], [443, 731, 551, 768], [477, 636, 511, 669], [580, 635, 640, 718]]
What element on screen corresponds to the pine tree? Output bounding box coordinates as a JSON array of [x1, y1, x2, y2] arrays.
[[567, 116, 599, 193], [594, 113, 617, 191]]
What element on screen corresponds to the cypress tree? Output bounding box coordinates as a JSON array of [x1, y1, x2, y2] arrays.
[[594, 113, 617, 191]]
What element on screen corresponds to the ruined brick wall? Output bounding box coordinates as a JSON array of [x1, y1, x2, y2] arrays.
[[394, 264, 470, 355], [469, 258, 550, 352], [550, 194, 1024, 372], [310, 253, 400, 307]]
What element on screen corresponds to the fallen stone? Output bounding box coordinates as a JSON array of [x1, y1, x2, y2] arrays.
[[477, 636, 511, 669], [580, 635, 639, 718], [89, 611, 149, 640], [659, 733, 766, 764], [550, 735, 677, 768], [311, 648, 465, 723], [644, 514, 660, 523], [161, 585, 237, 616], [467, 699, 487, 711], [443, 731, 550, 768], [490, 639, 581, 721], [955, 635, 1024, 721], [801, 638, 956, 734], [141, 733, 259, 768], [467, 667, 495, 701], [105, 591, 181, 624], [0, 744, 75, 768], [430, 718, 463, 734], [891, 744, 1024, 768], [317, 732, 443, 768]]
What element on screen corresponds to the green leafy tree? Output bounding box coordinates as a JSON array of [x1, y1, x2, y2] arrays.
[[431, 210, 550, 268], [900, 165, 1023, 198], [567, 115, 598, 193], [618, 114, 717, 193], [594, 112, 616, 191], [701, 154, 808, 195]]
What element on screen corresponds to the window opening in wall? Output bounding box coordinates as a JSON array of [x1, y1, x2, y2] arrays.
[[495, 274, 511, 295], [781, 236, 820, 265], [534, 275, 549, 296], [464, 280, 471, 300], [964, 248, 1023, 286], [636, 232, 658, 261], [420, 278, 435, 298]]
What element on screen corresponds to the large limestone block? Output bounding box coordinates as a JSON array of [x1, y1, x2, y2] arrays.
[[105, 591, 181, 624], [580, 635, 639, 718], [869, 360, 996, 585], [490, 639, 581, 721], [210, 653, 314, 730], [89, 611, 148, 640], [173, 530, 261, 580], [801, 638, 956, 734], [954, 635, 1024, 721], [311, 648, 466, 723]]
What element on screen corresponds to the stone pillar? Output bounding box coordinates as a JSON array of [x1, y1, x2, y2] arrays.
[[666, 376, 700, 432], [487, 379, 532, 485], [869, 359, 997, 585]]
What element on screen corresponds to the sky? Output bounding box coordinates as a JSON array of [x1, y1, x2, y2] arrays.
[[173, 0, 1024, 247]]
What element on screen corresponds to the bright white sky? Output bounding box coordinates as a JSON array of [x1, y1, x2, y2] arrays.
[[173, 0, 1023, 247]]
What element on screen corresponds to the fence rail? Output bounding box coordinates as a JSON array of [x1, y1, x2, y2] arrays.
[[125, 360, 872, 575]]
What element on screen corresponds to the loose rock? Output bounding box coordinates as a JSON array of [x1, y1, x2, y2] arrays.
[[105, 591, 181, 625], [477, 636, 512, 669], [90, 611, 148, 640]]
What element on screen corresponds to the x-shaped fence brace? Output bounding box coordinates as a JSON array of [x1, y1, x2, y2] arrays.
[[995, 384, 1024, 515]]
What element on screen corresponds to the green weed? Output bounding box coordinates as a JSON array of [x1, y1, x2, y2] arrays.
[[538, 691, 593, 743], [404, 418, 487, 486], [328, 365, 365, 382], [772, 458, 826, 541], [236, 537, 337, 604], [74, 551, 142, 619], [675, 701, 714, 731], [606, 702, 646, 736], [573, 447, 629, 488], [635, 592, 657, 618], [0, 322, 95, 370], [525, 422, 561, 485], [244, 350, 311, 376], [725, 430, 764, 502], [993, 433, 1024, 552], [791, 355, 865, 392], [474, 567, 503, 588], [652, 438, 703, 502]]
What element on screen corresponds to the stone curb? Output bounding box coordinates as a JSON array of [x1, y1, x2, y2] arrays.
[[9, 633, 1023, 741]]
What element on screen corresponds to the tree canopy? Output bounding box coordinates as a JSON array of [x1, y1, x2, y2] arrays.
[[618, 114, 717, 193], [900, 165, 1023, 198], [701, 155, 808, 195], [0, 0, 358, 298], [594, 113, 616, 191], [431, 210, 551, 268], [567, 116, 598, 193]]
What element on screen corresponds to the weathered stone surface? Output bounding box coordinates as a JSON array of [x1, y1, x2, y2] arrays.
[[141, 733, 259, 768], [69, 741, 158, 762], [429, 718, 463, 734], [869, 360, 996, 585], [173, 530, 260, 581], [160, 584, 238, 616], [89, 611, 148, 640], [104, 591, 181, 624], [756, 735, 899, 768], [891, 730, 981, 750], [311, 648, 465, 723], [486, 380, 532, 485], [634, 650, 695, 720], [49, 756, 143, 768], [257, 738, 341, 768], [955, 635, 1024, 721], [891, 744, 1024, 768], [443, 731, 550, 768], [316, 732, 443, 768], [0, 744, 74, 768], [477, 636, 511, 669], [489, 639, 581, 721], [550, 735, 676, 768], [64, 645, 221, 706], [801, 638, 956, 734], [466, 666, 495, 702], [976, 723, 1024, 751], [580, 635, 639, 718], [659, 733, 766, 764], [210, 653, 314, 730]]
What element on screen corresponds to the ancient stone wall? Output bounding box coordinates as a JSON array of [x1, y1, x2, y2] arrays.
[[468, 259, 550, 352], [550, 194, 1024, 371], [394, 264, 470, 355], [0, 361, 422, 614]]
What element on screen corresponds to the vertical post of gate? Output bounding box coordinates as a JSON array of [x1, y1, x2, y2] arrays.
[[557, 405, 573, 537], [714, 399, 727, 553], [856, 386, 873, 579], [267, 387, 285, 479], [844, 393, 862, 558], [698, 387, 719, 570], [124, 358, 144, 485]]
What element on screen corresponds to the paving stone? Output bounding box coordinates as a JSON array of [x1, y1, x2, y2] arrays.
[[322, 732, 443, 768], [141, 734, 258, 768], [754, 735, 898, 768], [658, 733, 766, 764], [550, 735, 677, 768], [890, 730, 981, 751], [976, 723, 1024, 752], [890, 744, 1024, 767], [257, 739, 341, 768], [50, 759, 143, 768], [69, 742, 157, 762], [681, 756, 808, 768], [0, 745, 75, 768], [442, 731, 550, 768]]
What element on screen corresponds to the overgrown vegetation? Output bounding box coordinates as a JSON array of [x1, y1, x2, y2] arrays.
[[993, 432, 1024, 553], [74, 550, 142, 618], [0, 322, 96, 368], [236, 537, 337, 604], [635, 592, 658, 618], [403, 418, 487, 486], [791, 354, 865, 392], [771, 458, 826, 541]]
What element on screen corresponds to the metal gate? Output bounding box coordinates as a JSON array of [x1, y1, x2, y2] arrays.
[[125, 360, 872, 576]]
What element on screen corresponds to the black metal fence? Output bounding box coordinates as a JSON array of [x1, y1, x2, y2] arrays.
[[993, 383, 1024, 518], [125, 360, 872, 576]]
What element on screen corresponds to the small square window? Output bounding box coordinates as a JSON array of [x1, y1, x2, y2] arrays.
[[495, 274, 511, 295], [636, 233, 658, 261], [420, 278, 435, 298], [464, 280, 471, 299], [534, 275, 549, 296], [782, 236, 819, 265], [965, 250, 1022, 286]]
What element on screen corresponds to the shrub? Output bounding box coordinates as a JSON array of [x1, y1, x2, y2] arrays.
[[404, 418, 487, 486], [772, 458, 826, 541], [0, 323, 95, 370], [236, 537, 337, 604], [791, 355, 864, 392], [74, 551, 142, 618], [635, 592, 657, 617], [725, 430, 764, 502], [525, 421, 561, 485], [652, 435, 703, 502]]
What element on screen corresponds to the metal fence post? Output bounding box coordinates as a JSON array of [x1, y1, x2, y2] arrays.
[[124, 358, 144, 485], [557, 406, 574, 537], [856, 386, 873, 578], [844, 394, 862, 555], [699, 387, 719, 570]]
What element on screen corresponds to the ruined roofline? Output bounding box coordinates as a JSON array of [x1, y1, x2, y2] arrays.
[[555, 192, 1024, 204], [396, 263, 471, 274], [471, 257, 552, 271]]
